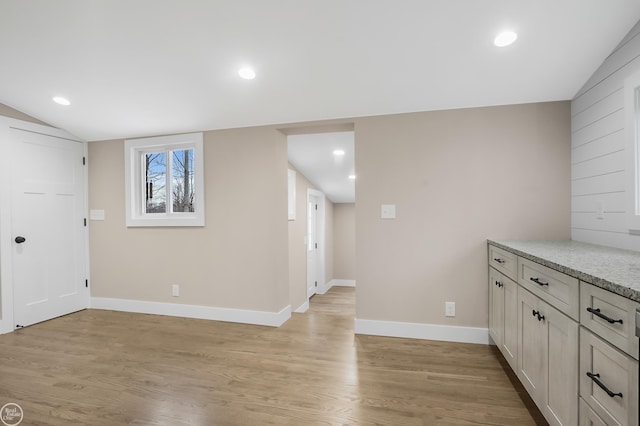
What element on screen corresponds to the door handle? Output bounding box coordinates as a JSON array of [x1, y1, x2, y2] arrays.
[[14, 236, 26, 244]]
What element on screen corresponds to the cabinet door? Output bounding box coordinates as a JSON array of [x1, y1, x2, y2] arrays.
[[502, 276, 518, 371], [544, 302, 579, 426], [580, 328, 638, 426], [489, 267, 505, 348], [518, 287, 547, 406]]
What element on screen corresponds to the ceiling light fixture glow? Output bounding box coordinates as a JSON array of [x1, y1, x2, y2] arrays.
[[494, 31, 518, 47], [238, 67, 256, 80], [52, 96, 70, 106], [348, 174, 356, 180], [333, 149, 345, 156]]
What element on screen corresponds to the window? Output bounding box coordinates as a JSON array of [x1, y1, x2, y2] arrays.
[[625, 71, 640, 232], [125, 132, 205, 227]]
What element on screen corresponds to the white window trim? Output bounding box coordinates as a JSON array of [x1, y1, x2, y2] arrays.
[[624, 71, 640, 233], [125, 132, 205, 227]]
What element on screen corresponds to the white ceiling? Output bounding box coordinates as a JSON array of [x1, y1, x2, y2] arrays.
[[6, 1, 639, 206], [1, 1, 639, 143], [288, 132, 355, 203]]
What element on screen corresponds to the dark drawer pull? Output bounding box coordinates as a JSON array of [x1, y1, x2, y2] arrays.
[[586, 372, 623, 398], [530, 277, 549, 286], [495, 280, 503, 288], [531, 310, 545, 321], [586, 307, 623, 324], [493, 258, 506, 264]]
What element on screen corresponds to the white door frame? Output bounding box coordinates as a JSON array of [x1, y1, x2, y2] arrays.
[[306, 188, 326, 299], [0, 117, 89, 334]]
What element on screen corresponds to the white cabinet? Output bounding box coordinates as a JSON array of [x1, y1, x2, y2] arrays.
[[489, 245, 518, 280], [518, 257, 580, 320], [489, 267, 518, 370], [517, 287, 579, 426], [489, 242, 640, 426], [579, 328, 638, 426], [579, 398, 608, 426], [580, 283, 639, 359], [579, 283, 639, 426]]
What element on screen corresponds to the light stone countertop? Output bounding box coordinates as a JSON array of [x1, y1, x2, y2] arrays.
[[488, 239, 640, 303]]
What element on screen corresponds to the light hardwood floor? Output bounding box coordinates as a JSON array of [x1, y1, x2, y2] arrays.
[[0, 287, 546, 425]]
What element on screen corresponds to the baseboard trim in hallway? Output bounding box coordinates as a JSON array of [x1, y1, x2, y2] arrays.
[[90, 297, 291, 327], [354, 318, 490, 345]]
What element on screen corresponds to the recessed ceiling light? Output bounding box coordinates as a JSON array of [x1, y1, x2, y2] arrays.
[[348, 174, 356, 180], [494, 31, 518, 47], [333, 149, 345, 156], [52, 96, 70, 106], [238, 67, 256, 80]]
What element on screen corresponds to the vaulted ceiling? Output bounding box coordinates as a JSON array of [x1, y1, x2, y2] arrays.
[[1, 1, 639, 142]]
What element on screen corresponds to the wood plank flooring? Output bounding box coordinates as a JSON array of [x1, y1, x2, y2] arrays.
[[0, 287, 546, 425]]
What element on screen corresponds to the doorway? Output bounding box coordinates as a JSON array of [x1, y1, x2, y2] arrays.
[[287, 129, 355, 312], [2, 123, 89, 331], [306, 190, 326, 298]]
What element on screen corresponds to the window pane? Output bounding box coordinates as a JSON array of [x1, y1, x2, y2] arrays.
[[171, 148, 195, 213], [145, 151, 166, 213]]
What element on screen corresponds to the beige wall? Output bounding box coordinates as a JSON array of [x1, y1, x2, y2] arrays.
[[354, 102, 571, 328], [0, 103, 51, 127], [88, 126, 289, 313], [333, 203, 356, 280], [287, 163, 337, 311], [87, 101, 569, 330], [288, 164, 314, 310], [324, 198, 334, 285]]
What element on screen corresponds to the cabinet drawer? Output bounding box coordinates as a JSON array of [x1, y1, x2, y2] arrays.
[[580, 283, 640, 360], [579, 328, 638, 426], [518, 257, 579, 320], [488, 245, 517, 281], [579, 398, 607, 426]]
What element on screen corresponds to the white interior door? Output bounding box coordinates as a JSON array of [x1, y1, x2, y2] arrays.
[[11, 128, 88, 328], [307, 194, 319, 298]]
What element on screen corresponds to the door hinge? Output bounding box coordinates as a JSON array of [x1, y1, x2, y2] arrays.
[[84, 218, 87, 227], [315, 242, 318, 249], [315, 281, 317, 287], [83, 156, 86, 165], [85, 279, 88, 288], [315, 204, 318, 210]]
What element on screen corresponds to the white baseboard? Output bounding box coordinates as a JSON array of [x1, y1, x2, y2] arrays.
[[354, 318, 490, 345], [319, 279, 356, 295], [331, 279, 356, 287], [90, 297, 291, 327], [294, 300, 309, 313]]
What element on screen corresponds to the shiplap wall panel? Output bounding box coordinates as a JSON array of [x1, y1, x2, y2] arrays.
[[571, 55, 640, 115], [572, 229, 637, 251], [572, 192, 625, 213], [572, 131, 623, 164], [573, 29, 640, 99], [572, 109, 624, 148], [571, 89, 622, 132], [572, 171, 625, 196], [573, 212, 627, 233], [571, 20, 640, 250], [572, 151, 625, 180]]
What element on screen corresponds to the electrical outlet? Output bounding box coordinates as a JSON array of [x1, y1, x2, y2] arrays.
[[172, 284, 180, 297], [445, 302, 456, 317]]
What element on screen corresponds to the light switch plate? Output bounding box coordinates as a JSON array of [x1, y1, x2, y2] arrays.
[[89, 209, 105, 221], [381, 204, 396, 219]]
